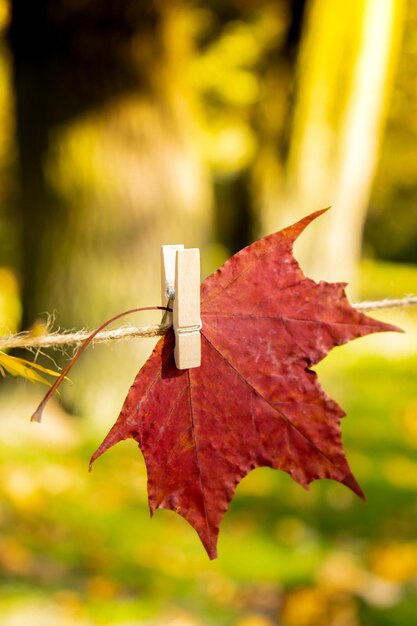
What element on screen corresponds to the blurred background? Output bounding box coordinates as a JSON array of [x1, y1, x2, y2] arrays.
[[0, 0, 417, 624]]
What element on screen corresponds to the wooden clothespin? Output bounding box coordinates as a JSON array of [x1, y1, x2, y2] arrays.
[[161, 245, 201, 370]]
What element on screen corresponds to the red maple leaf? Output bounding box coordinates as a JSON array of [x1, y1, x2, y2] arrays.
[[90, 210, 398, 559]]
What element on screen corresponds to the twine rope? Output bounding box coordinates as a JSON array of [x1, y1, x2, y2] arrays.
[[0, 296, 416, 351]]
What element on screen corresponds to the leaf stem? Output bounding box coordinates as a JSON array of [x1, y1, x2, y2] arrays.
[[31, 306, 172, 423]]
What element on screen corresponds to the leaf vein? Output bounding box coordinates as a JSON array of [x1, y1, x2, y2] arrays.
[[202, 334, 343, 471]]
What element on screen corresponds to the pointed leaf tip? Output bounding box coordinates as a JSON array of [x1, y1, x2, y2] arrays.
[[281, 207, 330, 243], [342, 472, 366, 501]]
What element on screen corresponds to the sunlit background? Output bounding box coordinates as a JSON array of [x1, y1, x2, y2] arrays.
[[0, 0, 417, 624]]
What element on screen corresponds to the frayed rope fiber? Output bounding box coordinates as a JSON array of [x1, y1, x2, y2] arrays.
[[0, 323, 172, 350], [0, 296, 416, 351]]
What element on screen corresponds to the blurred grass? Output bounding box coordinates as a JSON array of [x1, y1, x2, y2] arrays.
[[0, 259, 416, 625], [359, 258, 417, 300]]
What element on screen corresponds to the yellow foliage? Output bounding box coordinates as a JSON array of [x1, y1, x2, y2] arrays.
[[0, 1, 10, 33], [370, 542, 417, 582], [401, 403, 417, 448], [0, 268, 21, 335], [281, 587, 328, 626], [0, 351, 61, 386], [282, 586, 359, 626], [203, 122, 256, 175], [383, 455, 417, 490], [86, 575, 119, 600], [0, 536, 33, 575]]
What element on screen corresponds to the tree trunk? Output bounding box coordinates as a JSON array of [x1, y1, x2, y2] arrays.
[[259, 0, 404, 293]]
